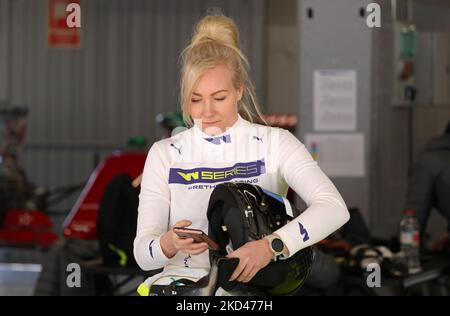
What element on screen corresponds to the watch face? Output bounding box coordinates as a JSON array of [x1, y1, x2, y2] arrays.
[[271, 238, 284, 253]]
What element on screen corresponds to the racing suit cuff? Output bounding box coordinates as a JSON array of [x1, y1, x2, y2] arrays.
[[149, 236, 170, 265], [274, 228, 299, 259]]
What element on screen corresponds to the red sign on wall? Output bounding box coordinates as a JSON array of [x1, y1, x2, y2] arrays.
[[48, 0, 81, 48]]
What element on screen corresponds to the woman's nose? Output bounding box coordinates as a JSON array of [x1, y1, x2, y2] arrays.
[[203, 100, 214, 116]]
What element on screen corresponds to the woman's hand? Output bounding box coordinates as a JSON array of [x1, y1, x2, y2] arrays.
[[160, 220, 209, 258], [226, 239, 273, 283]]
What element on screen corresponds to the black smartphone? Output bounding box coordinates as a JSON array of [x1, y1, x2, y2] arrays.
[[173, 227, 220, 251]]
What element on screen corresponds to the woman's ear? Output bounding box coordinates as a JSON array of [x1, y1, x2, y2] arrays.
[[237, 84, 244, 101]]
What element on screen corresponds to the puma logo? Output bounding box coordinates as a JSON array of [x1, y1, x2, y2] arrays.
[[170, 143, 182, 155], [253, 136, 263, 143]]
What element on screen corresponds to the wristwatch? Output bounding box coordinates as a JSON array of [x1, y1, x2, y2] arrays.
[[264, 234, 285, 259]]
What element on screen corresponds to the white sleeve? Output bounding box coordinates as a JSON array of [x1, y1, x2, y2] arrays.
[[274, 129, 350, 257], [133, 142, 171, 271]]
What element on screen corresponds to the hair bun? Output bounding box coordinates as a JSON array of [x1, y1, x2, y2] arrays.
[[191, 14, 240, 49], [180, 12, 264, 127]]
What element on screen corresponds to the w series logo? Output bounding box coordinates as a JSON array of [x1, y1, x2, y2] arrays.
[[298, 222, 310, 242], [169, 160, 266, 185]]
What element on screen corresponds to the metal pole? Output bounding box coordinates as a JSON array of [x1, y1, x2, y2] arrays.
[[391, 0, 397, 23], [407, 0, 414, 22]]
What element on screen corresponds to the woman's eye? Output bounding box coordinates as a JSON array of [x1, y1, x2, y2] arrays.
[[215, 97, 226, 101], [191, 99, 201, 103]]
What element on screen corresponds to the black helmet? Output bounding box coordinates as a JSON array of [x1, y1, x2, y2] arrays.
[[207, 182, 314, 295]]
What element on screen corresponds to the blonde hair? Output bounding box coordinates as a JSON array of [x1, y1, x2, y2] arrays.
[[180, 12, 265, 127]]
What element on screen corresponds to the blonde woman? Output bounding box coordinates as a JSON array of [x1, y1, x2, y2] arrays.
[[134, 13, 349, 295]]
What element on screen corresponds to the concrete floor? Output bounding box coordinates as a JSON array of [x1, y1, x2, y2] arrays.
[[0, 247, 44, 296], [0, 263, 41, 296], [0, 246, 142, 296]]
